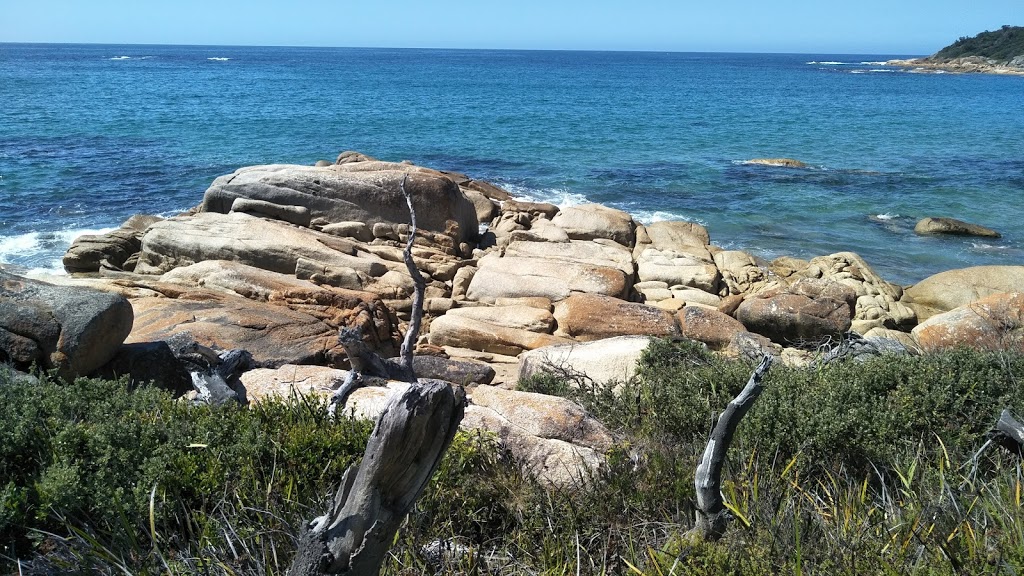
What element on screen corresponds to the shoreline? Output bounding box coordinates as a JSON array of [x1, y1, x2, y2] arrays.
[[885, 57, 1024, 76]]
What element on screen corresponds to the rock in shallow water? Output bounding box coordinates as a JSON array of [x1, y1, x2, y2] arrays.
[[914, 217, 1001, 238]]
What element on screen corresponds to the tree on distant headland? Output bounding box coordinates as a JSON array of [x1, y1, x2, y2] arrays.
[[930, 25, 1024, 63]]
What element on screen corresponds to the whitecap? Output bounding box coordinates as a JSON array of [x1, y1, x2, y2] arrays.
[[860, 61, 888, 65], [808, 61, 847, 65], [873, 213, 899, 221], [632, 210, 707, 227], [869, 69, 895, 73], [0, 232, 41, 259], [110, 56, 131, 60], [207, 57, 231, 61], [499, 183, 589, 207], [970, 242, 1009, 252]]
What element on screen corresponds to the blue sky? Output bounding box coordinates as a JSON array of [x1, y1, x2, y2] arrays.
[[1, 0, 1020, 54]]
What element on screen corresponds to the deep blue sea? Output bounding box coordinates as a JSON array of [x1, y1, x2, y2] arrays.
[[1, 43, 1022, 285]]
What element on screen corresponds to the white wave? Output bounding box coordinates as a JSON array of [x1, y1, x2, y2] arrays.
[[631, 210, 707, 228], [0, 227, 116, 273], [970, 242, 1009, 252], [0, 232, 41, 258], [861, 61, 888, 65], [498, 183, 589, 207], [807, 61, 847, 65], [849, 70, 867, 74], [869, 69, 895, 73], [110, 56, 132, 60], [207, 57, 231, 61], [873, 213, 900, 221]]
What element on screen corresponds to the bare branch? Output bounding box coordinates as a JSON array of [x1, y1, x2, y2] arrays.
[[399, 174, 427, 377], [691, 354, 773, 541]]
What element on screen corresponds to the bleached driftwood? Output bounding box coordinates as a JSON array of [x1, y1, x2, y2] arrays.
[[691, 354, 773, 541]]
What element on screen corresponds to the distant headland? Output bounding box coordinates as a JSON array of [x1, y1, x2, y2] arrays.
[[887, 25, 1024, 75]]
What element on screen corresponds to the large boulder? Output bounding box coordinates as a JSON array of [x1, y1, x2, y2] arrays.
[[903, 266, 1024, 322], [713, 250, 768, 295], [553, 293, 680, 341], [466, 255, 628, 304], [795, 252, 915, 330], [134, 212, 393, 278], [677, 305, 749, 350], [62, 228, 142, 273], [0, 271, 133, 381], [912, 292, 1024, 352], [550, 204, 637, 247], [427, 314, 572, 356], [201, 163, 478, 243], [518, 335, 654, 387], [635, 247, 720, 293], [735, 278, 856, 344], [241, 364, 349, 402]]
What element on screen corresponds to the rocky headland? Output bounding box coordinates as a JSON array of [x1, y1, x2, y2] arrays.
[[887, 25, 1024, 76], [3, 152, 1023, 486]]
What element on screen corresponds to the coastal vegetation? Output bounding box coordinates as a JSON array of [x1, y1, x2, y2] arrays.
[[4, 341, 1024, 574], [931, 25, 1024, 63]]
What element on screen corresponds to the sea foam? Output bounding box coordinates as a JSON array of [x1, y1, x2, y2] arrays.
[[0, 227, 116, 275]]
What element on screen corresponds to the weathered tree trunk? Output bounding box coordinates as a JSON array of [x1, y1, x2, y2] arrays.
[[288, 380, 465, 575], [991, 408, 1024, 456], [289, 173, 465, 575], [690, 355, 773, 541]]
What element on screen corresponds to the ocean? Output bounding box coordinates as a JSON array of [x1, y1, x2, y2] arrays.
[[1, 43, 1022, 285]]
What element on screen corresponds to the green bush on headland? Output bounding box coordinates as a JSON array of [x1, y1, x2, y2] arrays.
[[4, 342, 1024, 574], [932, 25, 1024, 62]]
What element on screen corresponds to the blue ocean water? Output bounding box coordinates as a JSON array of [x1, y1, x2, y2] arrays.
[[1, 43, 1022, 285]]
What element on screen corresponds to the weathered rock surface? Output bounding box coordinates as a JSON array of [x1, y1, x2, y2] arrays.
[[677, 305, 749, 350], [0, 271, 133, 381], [201, 163, 479, 243], [636, 247, 720, 293], [518, 335, 654, 387], [914, 217, 1000, 238], [427, 314, 572, 356], [903, 266, 1024, 322], [464, 385, 614, 487], [735, 278, 856, 344], [443, 305, 555, 333], [411, 355, 496, 386], [553, 293, 680, 341], [912, 292, 1024, 352], [793, 252, 915, 330], [134, 212, 392, 278], [467, 254, 627, 304], [550, 204, 637, 247], [63, 227, 143, 273], [241, 364, 348, 401]]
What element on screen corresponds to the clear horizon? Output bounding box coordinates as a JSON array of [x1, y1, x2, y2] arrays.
[[1, 0, 1020, 55]]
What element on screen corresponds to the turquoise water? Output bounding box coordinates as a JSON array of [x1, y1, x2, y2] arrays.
[[1, 43, 1022, 284]]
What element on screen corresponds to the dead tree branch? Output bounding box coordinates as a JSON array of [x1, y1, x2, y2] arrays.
[[399, 174, 427, 376], [690, 354, 773, 541], [991, 408, 1024, 456], [289, 380, 466, 575], [290, 171, 464, 576]]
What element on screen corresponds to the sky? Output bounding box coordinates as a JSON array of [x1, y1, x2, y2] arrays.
[[1, 1, 1021, 55]]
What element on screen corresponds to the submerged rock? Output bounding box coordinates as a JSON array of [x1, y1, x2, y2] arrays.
[[742, 158, 809, 168]]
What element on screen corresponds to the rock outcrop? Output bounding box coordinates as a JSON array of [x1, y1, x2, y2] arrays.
[[902, 266, 1024, 322], [0, 271, 133, 380], [912, 292, 1024, 352], [914, 217, 1001, 238]]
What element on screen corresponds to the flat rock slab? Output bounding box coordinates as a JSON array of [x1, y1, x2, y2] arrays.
[[0, 271, 133, 381], [553, 293, 680, 341], [550, 204, 637, 247], [127, 289, 344, 367], [134, 212, 393, 277], [467, 255, 627, 304], [427, 314, 572, 356]]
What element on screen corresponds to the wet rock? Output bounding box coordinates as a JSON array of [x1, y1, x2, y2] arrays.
[[743, 158, 809, 168], [914, 217, 1001, 238]]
